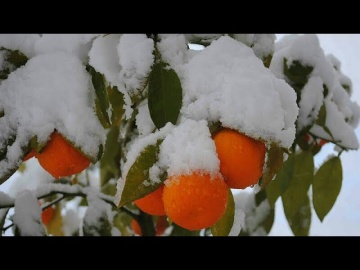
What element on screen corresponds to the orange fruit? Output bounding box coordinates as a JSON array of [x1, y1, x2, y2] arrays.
[[41, 206, 55, 225], [163, 172, 228, 231], [131, 219, 142, 235], [37, 131, 90, 178], [134, 185, 166, 216], [213, 128, 266, 189], [23, 149, 38, 161], [131, 216, 168, 236]]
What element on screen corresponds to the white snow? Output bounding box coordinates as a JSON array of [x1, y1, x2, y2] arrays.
[[0, 34, 41, 58], [0, 190, 14, 206], [135, 101, 155, 136], [159, 119, 220, 178], [117, 34, 154, 95], [228, 206, 245, 236], [271, 34, 360, 149], [182, 36, 298, 148], [0, 51, 106, 179], [13, 189, 46, 236], [232, 34, 276, 59], [298, 76, 324, 130], [34, 34, 99, 62]]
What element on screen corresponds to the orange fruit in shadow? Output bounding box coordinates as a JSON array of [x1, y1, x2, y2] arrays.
[[37, 131, 90, 178], [213, 128, 266, 189], [163, 172, 228, 231], [134, 185, 166, 216]]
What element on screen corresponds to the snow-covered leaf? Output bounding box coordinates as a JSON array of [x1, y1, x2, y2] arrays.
[[282, 151, 314, 220], [13, 190, 46, 236], [83, 192, 113, 236], [211, 189, 234, 236], [313, 156, 342, 222], [0, 47, 28, 81], [117, 140, 164, 207], [148, 60, 182, 129]]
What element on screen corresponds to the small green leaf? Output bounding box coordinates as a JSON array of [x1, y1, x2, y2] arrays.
[[266, 153, 295, 206], [261, 144, 285, 190], [313, 156, 342, 222], [211, 190, 234, 236], [0, 48, 28, 81], [283, 58, 314, 86], [263, 54, 272, 68], [287, 194, 311, 236], [117, 140, 165, 207], [282, 151, 314, 220], [148, 60, 182, 129], [86, 65, 111, 128], [316, 102, 327, 127], [100, 126, 121, 187], [108, 86, 125, 127]]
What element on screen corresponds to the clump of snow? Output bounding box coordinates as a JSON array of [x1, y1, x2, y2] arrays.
[[271, 34, 360, 149], [0, 190, 14, 206], [117, 34, 154, 95], [135, 101, 155, 136], [182, 36, 298, 148], [89, 34, 154, 120], [184, 34, 224, 45], [233, 191, 272, 235], [6, 159, 53, 198], [232, 34, 276, 59], [34, 34, 99, 62], [0, 51, 106, 179], [82, 190, 113, 236], [228, 206, 245, 236], [13, 189, 46, 236], [62, 208, 82, 236], [159, 119, 220, 178], [0, 34, 41, 58], [298, 76, 324, 130]]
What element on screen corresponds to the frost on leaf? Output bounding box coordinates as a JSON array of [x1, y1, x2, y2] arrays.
[[0, 52, 106, 184], [13, 190, 46, 236]]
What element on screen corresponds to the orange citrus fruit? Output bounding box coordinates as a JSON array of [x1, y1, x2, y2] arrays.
[[37, 131, 90, 178], [213, 128, 266, 189], [131, 216, 168, 236], [163, 172, 228, 231], [23, 149, 38, 161], [134, 185, 166, 216], [41, 206, 54, 225]]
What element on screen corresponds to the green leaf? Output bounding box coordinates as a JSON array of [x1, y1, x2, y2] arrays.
[[0, 48, 28, 81], [211, 190, 235, 236], [148, 60, 182, 129], [86, 65, 111, 128], [261, 144, 285, 190], [287, 194, 311, 236], [266, 153, 295, 206], [108, 86, 125, 127], [100, 126, 122, 187], [283, 58, 314, 86], [117, 140, 165, 207], [313, 156, 342, 222], [282, 151, 314, 220], [170, 223, 200, 236], [316, 102, 327, 127]]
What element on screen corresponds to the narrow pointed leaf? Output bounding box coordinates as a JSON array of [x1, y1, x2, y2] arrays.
[[148, 61, 182, 129], [211, 189, 234, 236], [287, 194, 311, 236], [261, 144, 285, 190], [282, 151, 314, 220], [313, 156, 342, 221], [118, 140, 165, 207], [266, 153, 295, 206]]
